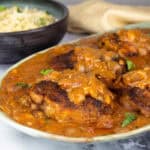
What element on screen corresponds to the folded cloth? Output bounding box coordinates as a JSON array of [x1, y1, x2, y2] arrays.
[[68, 0, 150, 33]]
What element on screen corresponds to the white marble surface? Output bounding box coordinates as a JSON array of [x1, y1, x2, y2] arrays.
[[0, 0, 150, 150]]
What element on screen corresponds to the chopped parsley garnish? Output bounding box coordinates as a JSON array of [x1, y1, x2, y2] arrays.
[[122, 112, 137, 127], [16, 6, 22, 13], [40, 68, 54, 75], [37, 17, 47, 26], [126, 59, 135, 71], [45, 10, 49, 15], [0, 6, 7, 11], [16, 82, 29, 88]]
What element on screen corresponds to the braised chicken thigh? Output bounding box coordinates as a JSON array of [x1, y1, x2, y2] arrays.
[[115, 68, 150, 117]]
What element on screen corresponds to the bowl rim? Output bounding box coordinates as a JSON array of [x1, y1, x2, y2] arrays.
[[0, 23, 150, 143], [0, 0, 69, 36]]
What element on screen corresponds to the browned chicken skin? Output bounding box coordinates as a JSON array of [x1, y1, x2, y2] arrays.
[[49, 50, 75, 71], [115, 68, 150, 116], [98, 29, 150, 57], [29, 80, 114, 128]]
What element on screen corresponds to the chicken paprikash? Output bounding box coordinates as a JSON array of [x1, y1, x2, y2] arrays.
[[0, 29, 150, 137]]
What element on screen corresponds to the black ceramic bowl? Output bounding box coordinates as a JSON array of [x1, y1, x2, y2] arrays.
[[0, 0, 68, 64]]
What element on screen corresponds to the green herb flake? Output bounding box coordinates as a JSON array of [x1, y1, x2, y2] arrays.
[[40, 68, 54, 75], [16, 82, 29, 88], [37, 17, 47, 26], [45, 10, 49, 15], [16, 6, 22, 13], [126, 59, 136, 71], [121, 112, 137, 127], [0, 6, 7, 11]]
